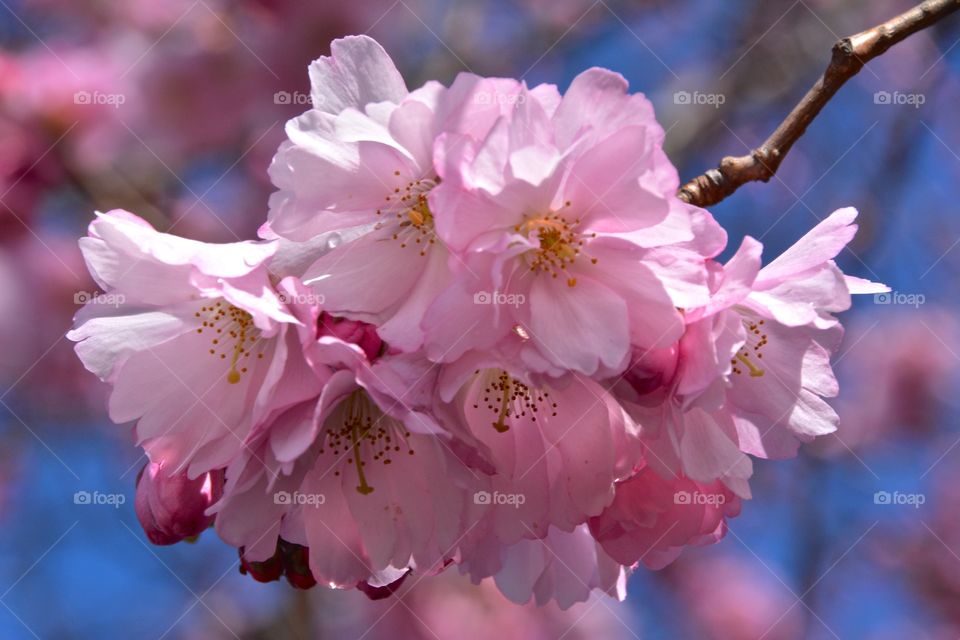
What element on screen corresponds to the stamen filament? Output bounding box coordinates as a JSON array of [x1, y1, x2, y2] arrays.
[[474, 369, 558, 433], [227, 324, 247, 384], [347, 395, 375, 495], [736, 352, 765, 377], [493, 377, 512, 433]]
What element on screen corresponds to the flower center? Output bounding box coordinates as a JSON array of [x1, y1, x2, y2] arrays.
[[195, 301, 264, 384], [473, 369, 558, 433], [377, 172, 438, 257], [731, 317, 767, 378], [516, 209, 596, 287], [320, 390, 414, 495]]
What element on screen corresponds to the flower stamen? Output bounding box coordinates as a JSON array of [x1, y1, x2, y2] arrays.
[[731, 318, 768, 378], [376, 174, 439, 257], [322, 391, 415, 495], [473, 370, 558, 432], [195, 301, 261, 385], [516, 210, 596, 284]]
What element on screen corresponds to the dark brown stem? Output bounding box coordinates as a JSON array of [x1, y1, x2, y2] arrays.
[[677, 0, 960, 207]]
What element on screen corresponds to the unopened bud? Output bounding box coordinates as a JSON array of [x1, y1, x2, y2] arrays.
[[134, 462, 223, 545], [318, 313, 383, 361]]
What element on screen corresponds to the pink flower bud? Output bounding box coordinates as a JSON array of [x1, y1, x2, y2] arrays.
[[317, 312, 383, 361], [623, 345, 678, 396], [134, 462, 223, 545]]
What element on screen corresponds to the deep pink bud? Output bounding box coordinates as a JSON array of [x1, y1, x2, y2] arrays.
[[279, 540, 317, 589], [317, 312, 383, 361], [239, 539, 316, 587], [623, 345, 678, 396], [134, 462, 223, 545], [239, 545, 284, 583]]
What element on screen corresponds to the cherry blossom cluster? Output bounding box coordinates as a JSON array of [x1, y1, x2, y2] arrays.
[[69, 36, 887, 608]]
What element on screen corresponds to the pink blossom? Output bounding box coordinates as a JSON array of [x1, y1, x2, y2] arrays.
[[266, 35, 455, 352], [213, 343, 478, 588], [620, 210, 887, 490], [695, 208, 887, 459], [421, 69, 709, 376], [67, 210, 325, 477], [61, 32, 892, 611], [438, 364, 633, 544]]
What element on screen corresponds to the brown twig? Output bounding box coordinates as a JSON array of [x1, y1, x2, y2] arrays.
[[677, 0, 960, 208]]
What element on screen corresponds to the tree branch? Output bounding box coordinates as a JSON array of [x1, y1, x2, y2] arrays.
[[677, 0, 960, 208]]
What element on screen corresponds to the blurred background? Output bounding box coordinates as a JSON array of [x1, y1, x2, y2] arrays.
[[1, 0, 958, 637]]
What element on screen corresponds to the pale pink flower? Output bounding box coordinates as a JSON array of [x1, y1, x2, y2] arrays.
[[266, 35, 422, 239], [422, 69, 709, 376], [213, 342, 478, 588], [67, 210, 325, 477], [265, 36, 449, 352], [628, 402, 754, 499], [411, 569, 635, 640], [265, 33, 539, 242], [618, 208, 887, 496], [413, 359, 641, 608], [266, 36, 558, 352], [691, 208, 887, 458], [437, 362, 634, 545]]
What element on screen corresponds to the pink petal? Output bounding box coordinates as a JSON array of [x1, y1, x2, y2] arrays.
[[528, 276, 630, 375], [307, 35, 407, 115]]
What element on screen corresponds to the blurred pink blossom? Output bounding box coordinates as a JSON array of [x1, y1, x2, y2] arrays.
[[816, 307, 960, 456], [671, 553, 804, 640]]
